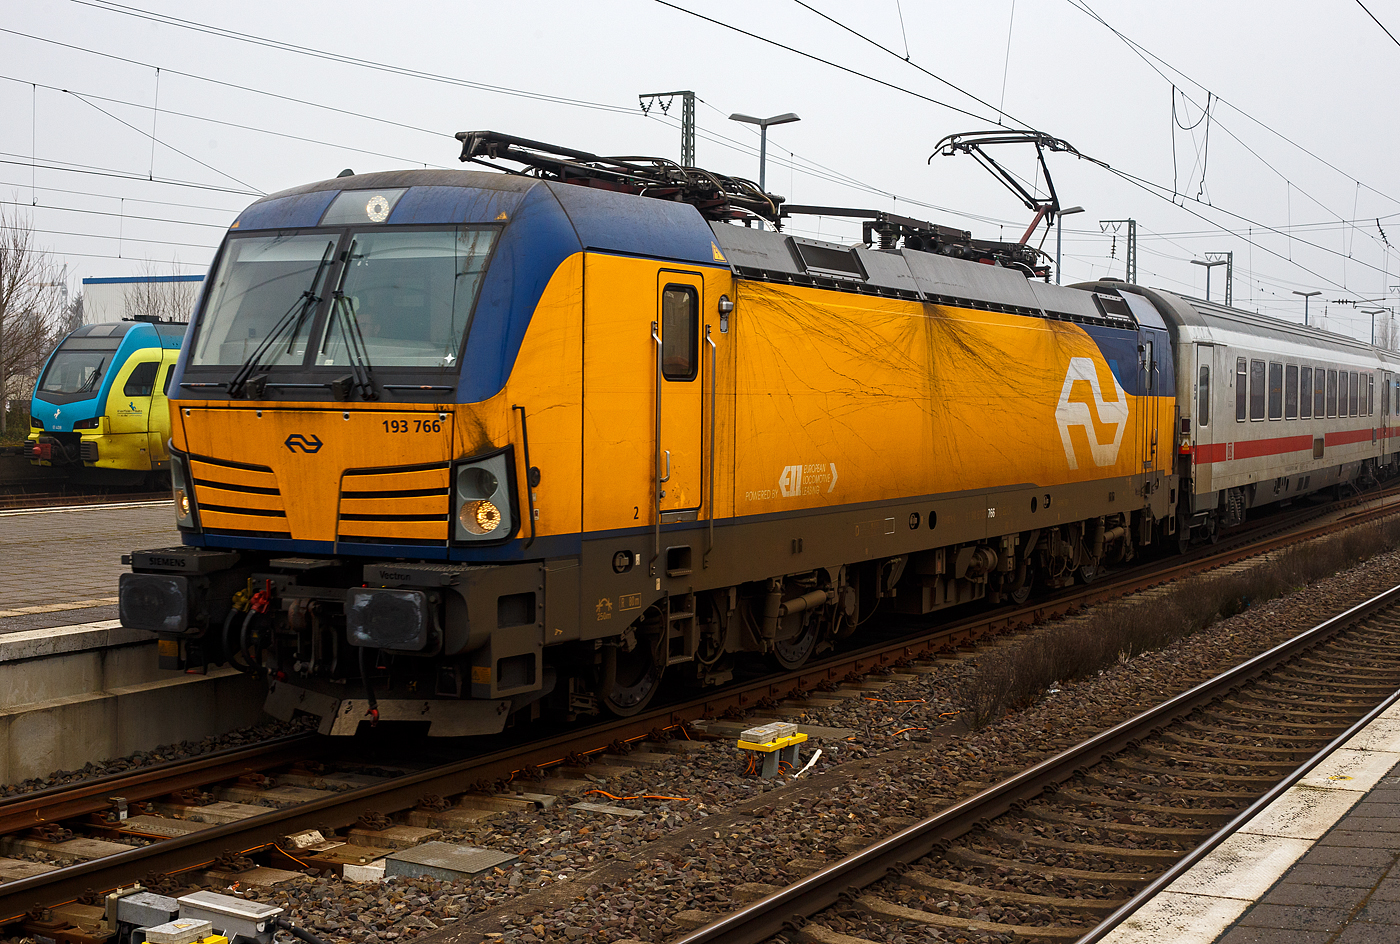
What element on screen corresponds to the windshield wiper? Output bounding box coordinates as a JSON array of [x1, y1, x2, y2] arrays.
[[228, 241, 335, 399], [330, 291, 378, 401], [79, 358, 106, 393], [320, 239, 377, 401]]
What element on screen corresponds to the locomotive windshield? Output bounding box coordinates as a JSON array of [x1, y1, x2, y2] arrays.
[[191, 234, 337, 367], [190, 226, 497, 371], [37, 337, 122, 397]]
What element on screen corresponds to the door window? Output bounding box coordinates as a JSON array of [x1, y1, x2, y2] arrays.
[[1235, 357, 1247, 422], [660, 285, 698, 381], [1197, 365, 1210, 426]]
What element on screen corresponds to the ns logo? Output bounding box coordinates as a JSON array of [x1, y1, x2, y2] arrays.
[[1055, 357, 1129, 470]]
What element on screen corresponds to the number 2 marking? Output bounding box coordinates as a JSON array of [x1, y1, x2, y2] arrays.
[[633, 506, 640, 520]]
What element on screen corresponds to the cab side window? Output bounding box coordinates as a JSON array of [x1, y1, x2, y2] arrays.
[[660, 285, 698, 381], [123, 361, 159, 397], [161, 365, 174, 396]]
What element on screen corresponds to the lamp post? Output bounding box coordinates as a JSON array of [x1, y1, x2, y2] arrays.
[[1293, 290, 1321, 326], [1055, 206, 1084, 285], [1191, 258, 1229, 302], [729, 112, 799, 229]]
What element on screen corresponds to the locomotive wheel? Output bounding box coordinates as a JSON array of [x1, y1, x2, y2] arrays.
[[1007, 572, 1034, 606], [770, 613, 821, 670], [599, 635, 663, 717]]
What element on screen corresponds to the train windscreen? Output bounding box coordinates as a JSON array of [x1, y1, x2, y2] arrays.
[[191, 234, 338, 367], [38, 337, 122, 396], [190, 227, 497, 370]]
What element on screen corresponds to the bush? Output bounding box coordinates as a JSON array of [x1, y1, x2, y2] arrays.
[[956, 517, 1400, 728]]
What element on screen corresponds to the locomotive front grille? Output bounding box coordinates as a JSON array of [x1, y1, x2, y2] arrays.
[[337, 462, 451, 546], [79, 441, 98, 461], [189, 457, 291, 538]]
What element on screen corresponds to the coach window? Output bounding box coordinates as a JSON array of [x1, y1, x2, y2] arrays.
[[1284, 364, 1298, 419], [660, 285, 699, 381], [1267, 362, 1283, 420], [1300, 367, 1313, 419], [1198, 364, 1209, 425], [123, 361, 159, 397], [1350, 372, 1360, 417], [1235, 357, 1247, 421], [1327, 369, 1338, 417], [1315, 367, 1327, 419], [1249, 359, 1266, 421]]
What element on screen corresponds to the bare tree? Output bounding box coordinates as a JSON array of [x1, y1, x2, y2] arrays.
[[65, 291, 84, 334], [123, 260, 199, 323], [0, 205, 64, 435]]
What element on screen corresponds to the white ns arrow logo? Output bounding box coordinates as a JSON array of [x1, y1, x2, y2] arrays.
[[1055, 357, 1129, 470]]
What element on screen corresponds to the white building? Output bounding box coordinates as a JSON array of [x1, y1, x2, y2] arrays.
[[81, 275, 204, 324]]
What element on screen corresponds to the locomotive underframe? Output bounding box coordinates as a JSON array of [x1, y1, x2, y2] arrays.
[[122, 466, 1175, 735]]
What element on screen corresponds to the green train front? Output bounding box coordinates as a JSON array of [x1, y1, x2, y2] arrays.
[[118, 167, 729, 735]]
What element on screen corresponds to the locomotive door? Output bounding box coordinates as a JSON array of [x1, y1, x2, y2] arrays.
[[1138, 330, 1162, 475], [653, 271, 704, 521]]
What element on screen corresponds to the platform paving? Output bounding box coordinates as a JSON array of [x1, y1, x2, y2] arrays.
[[0, 501, 177, 611], [1100, 698, 1400, 944]]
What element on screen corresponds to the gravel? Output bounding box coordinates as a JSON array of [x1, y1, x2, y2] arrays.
[[12, 540, 1400, 944]]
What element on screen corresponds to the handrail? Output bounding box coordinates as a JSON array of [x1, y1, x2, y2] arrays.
[[512, 403, 536, 549], [705, 324, 717, 568], [651, 320, 662, 578]]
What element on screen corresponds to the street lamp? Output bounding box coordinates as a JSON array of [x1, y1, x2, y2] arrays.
[[729, 112, 800, 229], [1055, 206, 1084, 285], [1191, 258, 1229, 302], [1293, 290, 1321, 326]]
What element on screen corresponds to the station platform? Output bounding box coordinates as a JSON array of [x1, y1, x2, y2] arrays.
[[1098, 691, 1400, 944], [0, 501, 177, 630]]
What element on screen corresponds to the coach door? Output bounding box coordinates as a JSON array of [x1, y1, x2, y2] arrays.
[[1384, 371, 1394, 461], [653, 271, 704, 523], [1193, 344, 1218, 493]]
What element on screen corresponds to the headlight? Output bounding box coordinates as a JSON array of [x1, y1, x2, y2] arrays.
[[460, 499, 501, 534], [171, 451, 200, 530], [452, 448, 516, 543]]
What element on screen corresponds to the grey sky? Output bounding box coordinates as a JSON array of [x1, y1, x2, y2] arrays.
[[4, 0, 1399, 340]]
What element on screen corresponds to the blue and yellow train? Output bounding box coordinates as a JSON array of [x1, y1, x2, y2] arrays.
[[28, 318, 186, 485], [117, 132, 1398, 736]]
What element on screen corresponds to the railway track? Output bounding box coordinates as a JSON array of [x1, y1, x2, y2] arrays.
[[0, 485, 1397, 936], [0, 491, 169, 511], [673, 578, 1400, 943]]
